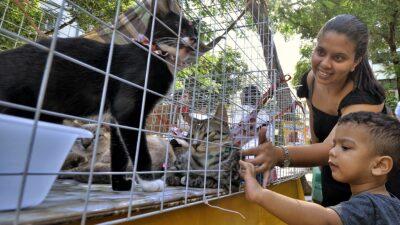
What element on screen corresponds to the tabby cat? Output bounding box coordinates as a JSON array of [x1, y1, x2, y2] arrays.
[[166, 104, 241, 192], [0, 7, 197, 191]]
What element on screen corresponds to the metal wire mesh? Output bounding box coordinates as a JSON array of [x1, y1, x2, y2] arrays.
[[0, 0, 310, 224]]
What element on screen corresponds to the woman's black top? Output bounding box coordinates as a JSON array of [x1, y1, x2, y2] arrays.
[[297, 72, 399, 207]]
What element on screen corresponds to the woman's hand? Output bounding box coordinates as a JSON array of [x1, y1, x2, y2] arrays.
[[241, 126, 281, 187]]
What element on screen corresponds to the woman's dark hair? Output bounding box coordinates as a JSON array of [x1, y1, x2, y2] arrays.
[[317, 14, 385, 101]]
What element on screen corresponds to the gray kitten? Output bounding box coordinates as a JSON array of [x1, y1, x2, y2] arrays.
[[166, 104, 241, 192]]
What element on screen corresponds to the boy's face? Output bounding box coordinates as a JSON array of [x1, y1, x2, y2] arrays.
[[328, 123, 377, 185]]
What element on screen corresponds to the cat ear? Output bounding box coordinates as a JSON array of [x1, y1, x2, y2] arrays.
[[103, 124, 111, 133], [214, 103, 228, 124]]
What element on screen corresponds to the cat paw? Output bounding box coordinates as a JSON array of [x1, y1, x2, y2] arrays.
[[205, 178, 218, 189], [111, 176, 132, 191], [166, 175, 181, 186], [181, 176, 203, 187], [180, 176, 187, 186], [140, 179, 165, 192]]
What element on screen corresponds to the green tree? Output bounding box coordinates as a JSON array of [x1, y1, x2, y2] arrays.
[[0, 0, 46, 50], [0, 0, 136, 50], [291, 43, 313, 86], [177, 46, 248, 104], [66, 0, 136, 32]]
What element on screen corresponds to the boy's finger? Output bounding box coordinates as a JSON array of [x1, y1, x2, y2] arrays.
[[241, 160, 258, 172], [239, 160, 251, 171], [239, 160, 247, 167]]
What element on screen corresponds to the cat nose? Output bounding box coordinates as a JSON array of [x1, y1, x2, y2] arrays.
[[81, 138, 92, 149], [192, 140, 200, 148]]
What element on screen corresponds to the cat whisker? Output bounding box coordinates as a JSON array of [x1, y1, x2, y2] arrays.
[[156, 37, 197, 51]]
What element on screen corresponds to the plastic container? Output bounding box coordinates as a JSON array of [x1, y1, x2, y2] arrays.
[[0, 113, 92, 210]]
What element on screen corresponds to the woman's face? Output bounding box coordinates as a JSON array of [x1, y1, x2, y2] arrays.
[[311, 31, 360, 85]]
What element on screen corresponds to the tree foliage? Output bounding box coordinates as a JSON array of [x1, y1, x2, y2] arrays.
[[66, 0, 136, 32], [178, 46, 248, 101], [0, 0, 46, 50], [291, 43, 313, 86]]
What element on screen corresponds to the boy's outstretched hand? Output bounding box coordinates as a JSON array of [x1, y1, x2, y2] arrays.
[[241, 126, 276, 188], [239, 160, 263, 203]]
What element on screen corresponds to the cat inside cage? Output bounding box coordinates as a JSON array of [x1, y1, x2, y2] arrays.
[[0, 0, 241, 195]]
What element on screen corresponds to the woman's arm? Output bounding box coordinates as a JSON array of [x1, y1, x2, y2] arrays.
[[341, 103, 384, 115]]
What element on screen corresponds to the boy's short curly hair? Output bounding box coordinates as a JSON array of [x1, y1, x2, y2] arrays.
[[337, 112, 400, 177]]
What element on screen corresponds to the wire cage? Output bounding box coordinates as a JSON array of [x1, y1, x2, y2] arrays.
[[0, 0, 310, 224]]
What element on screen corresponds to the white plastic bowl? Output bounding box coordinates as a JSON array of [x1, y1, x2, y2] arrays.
[[0, 113, 92, 210]]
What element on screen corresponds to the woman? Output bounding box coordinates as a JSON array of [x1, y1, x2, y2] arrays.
[[241, 14, 399, 207]]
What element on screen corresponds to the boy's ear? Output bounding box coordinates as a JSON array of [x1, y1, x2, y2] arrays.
[[371, 156, 393, 176]]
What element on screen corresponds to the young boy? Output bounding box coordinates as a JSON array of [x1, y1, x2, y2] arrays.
[[240, 112, 400, 225]]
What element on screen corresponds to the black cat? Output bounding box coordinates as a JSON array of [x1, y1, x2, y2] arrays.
[[0, 11, 197, 191]]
